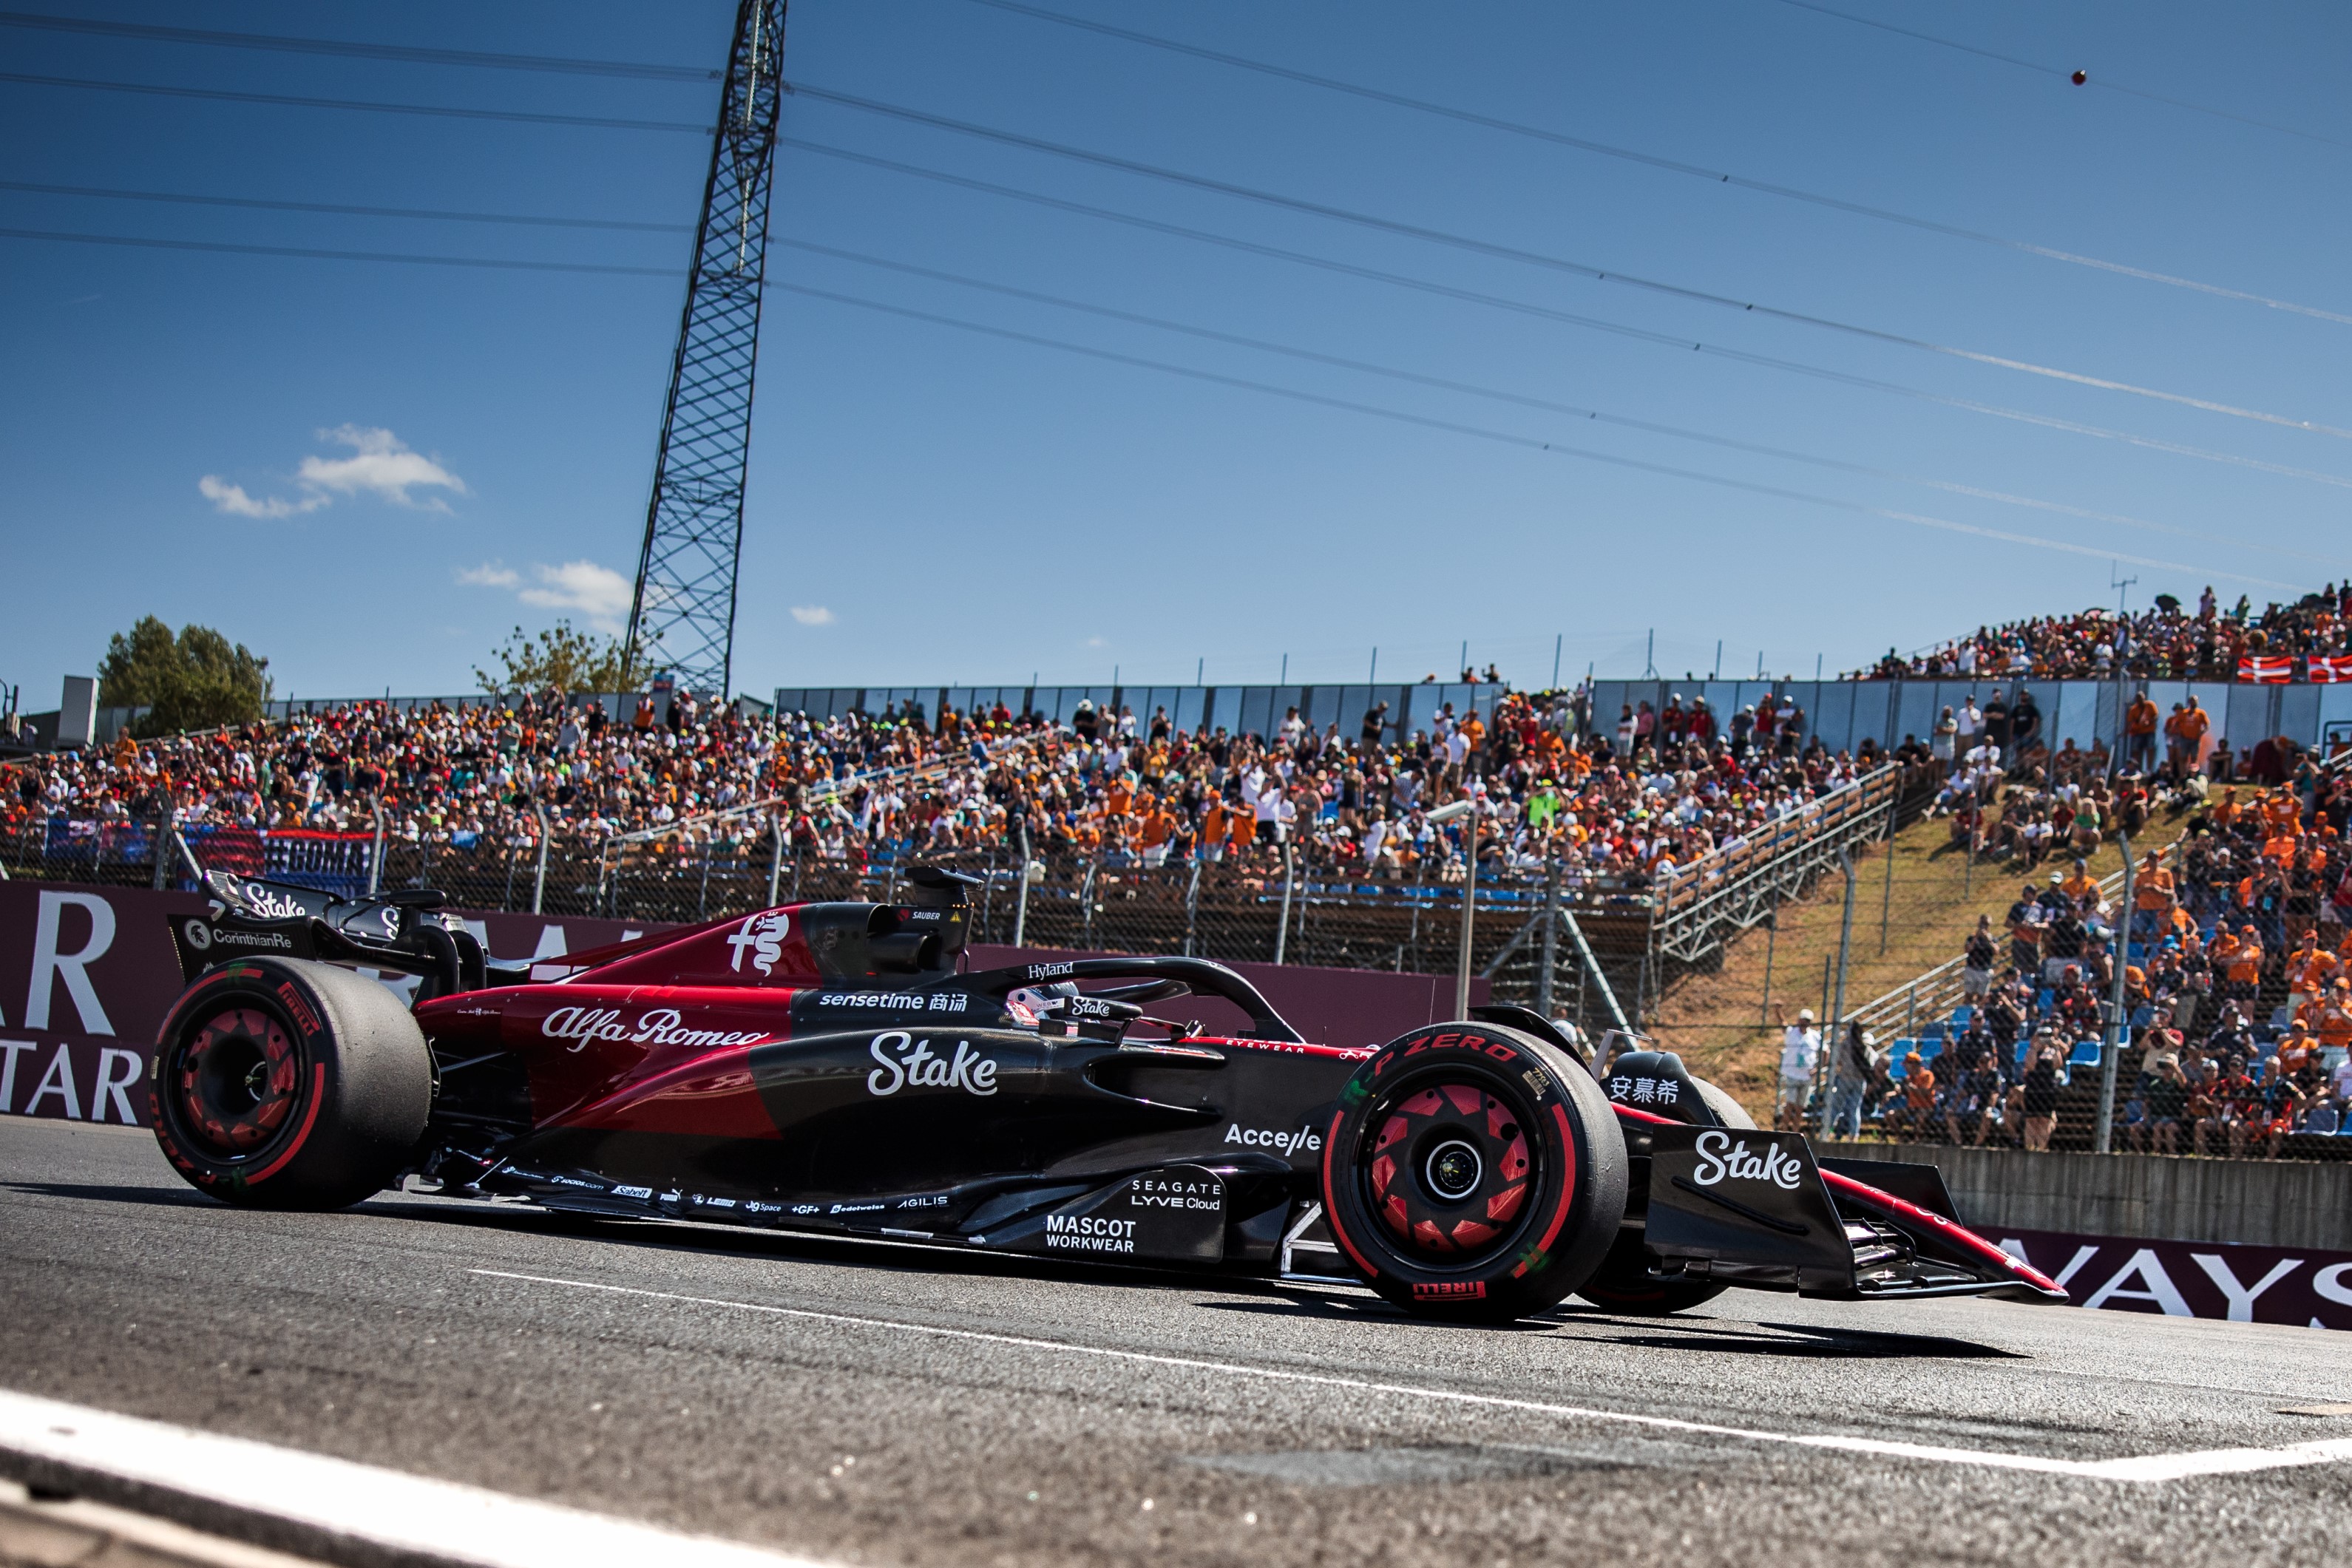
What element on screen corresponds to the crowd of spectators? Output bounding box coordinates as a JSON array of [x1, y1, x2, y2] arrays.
[[1855, 582, 2352, 682], [1781, 758, 2352, 1158], [4, 676, 1904, 897]]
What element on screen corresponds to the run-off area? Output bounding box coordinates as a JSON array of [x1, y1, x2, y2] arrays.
[[2, 1120, 2351, 1568]]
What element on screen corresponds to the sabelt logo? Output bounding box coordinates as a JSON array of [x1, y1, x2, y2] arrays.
[[540, 1006, 776, 1053], [864, 1031, 998, 1097], [1223, 1123, 1321, 1156], [1690, 1129, 1803, 1191], [727, 910, 791, 977]]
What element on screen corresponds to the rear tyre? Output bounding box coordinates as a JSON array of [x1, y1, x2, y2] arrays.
[[1320, 1022, 1626, 1323], [1575, 1073, 1753, 1315], [151, 958, 432, 1210]]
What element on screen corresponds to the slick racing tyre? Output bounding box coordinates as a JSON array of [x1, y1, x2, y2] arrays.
[[1321, 1022, 1626, 1323], [151, 957, 433, 1211], [1576, 1075, 1753, 1316]]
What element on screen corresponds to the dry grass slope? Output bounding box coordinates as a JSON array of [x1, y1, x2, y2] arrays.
[[1652, 806, 2186, 1121]]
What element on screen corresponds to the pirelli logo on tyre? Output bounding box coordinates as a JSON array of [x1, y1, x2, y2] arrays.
[[1411, 1280, 1487, 1301], [277, 982, 323, 1038]]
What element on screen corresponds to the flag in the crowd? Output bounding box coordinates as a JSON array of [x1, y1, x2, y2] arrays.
[[2310, 655, 2352, 684], [2239, 655, 2296, 683]]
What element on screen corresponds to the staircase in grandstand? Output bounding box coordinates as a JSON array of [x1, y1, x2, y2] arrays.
[[1474, 760, 1941, 1034]]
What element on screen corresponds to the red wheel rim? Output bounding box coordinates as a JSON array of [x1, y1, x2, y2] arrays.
[[175, 1005, 300, 1158], [1364, 1077, 1537, 1265]]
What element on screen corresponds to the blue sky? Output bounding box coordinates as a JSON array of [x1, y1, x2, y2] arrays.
[[4, 1, 2349, 706]]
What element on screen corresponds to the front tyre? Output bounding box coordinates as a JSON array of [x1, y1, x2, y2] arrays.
[[1576, 1073, 1754, 1315], [1321, 1023, 1626, 1323], [151, 958, 433, 1210]]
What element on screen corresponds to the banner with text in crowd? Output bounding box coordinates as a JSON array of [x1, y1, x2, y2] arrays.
[[0, 881, 651, 1131]]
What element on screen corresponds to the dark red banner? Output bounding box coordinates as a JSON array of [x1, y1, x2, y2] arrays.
[[1996, 1227, 2352, 1331], [0, 881, 650, 1130]]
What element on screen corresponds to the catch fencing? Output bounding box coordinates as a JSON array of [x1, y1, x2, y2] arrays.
[[1, 758, 1935, 1059]]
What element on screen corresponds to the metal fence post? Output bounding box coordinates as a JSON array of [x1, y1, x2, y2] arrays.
[[1182, 856, 1202, 957], [1760, 899, 1778, 1025], [1878, 795, 1897, 954], [1535, 847, 1560, 1016], [1012, 822, 1032, 948], [766, 813, 784, 908], [1275, 844, 1296, 965], [151, 807, 170, 892], [1815, 850, 1858, 1137], [368, 802, 384, 897], [2098, 833, 2134, 1154], [531, 805, 551, 914]]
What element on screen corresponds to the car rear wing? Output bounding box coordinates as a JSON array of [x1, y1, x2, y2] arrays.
[[166, 870, 519, 1001]]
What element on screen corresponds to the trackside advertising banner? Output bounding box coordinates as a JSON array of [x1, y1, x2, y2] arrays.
[[0, 881, 648, 1133], [1996, 1229, 2352, 1333]]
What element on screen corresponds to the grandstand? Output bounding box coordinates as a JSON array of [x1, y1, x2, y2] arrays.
[[8, 582, 2352, 1163]]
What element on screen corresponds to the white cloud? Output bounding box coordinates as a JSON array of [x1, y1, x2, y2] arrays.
[[1085, 637, 1108, 648], [199, 424, 464, 520], [298, 424, 466, 512], [458, 558, 634, 634], [790, 605, 835, 626], [197, 475, 325, 518], [520, 560, 635, 634]]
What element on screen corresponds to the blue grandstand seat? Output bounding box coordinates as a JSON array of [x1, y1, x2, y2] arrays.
[[2129, 1005, 2153, 1029], [2069, 1040, 2102, 1067], [2036, 988, 2056, 1012], [1949, 1007, 1973, 1028]]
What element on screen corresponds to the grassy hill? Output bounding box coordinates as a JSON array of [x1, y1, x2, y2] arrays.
[[1651, 804, 2184, 1120]]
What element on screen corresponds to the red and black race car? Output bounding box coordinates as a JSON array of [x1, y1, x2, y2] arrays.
[[150, 865, 2063, 1322]]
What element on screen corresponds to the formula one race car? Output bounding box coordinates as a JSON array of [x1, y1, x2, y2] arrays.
[[149, 866, 2064, 1322]]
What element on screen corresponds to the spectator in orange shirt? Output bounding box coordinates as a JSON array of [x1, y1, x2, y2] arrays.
[[2223, 924, 2265, 1001], [2124, 690, 2159, 772], [2175, 696, 2210, 772], [2130, 849, 2175, 940]]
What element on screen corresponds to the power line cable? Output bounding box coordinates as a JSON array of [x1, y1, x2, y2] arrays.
[[0, 179, 691, 233], [772, 277, 2311, 590], [779, 135, 2352, 493], [960, 0, 2352, 327], [777, 233, 2341, 569], [1764, 0, 2352, 152], [786, 81, 2352, 441], [0, 226, 676, 276], [0, 10, 716, 81], [0, 70, 711, 133]]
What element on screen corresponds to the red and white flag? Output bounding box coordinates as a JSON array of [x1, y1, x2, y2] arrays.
[[2238, 655, 2295, 683], [2309, 654, 2352, 684]]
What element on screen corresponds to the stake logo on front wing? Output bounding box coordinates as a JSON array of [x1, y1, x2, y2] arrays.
[[540, 1007, 776, 1053], [865, 1031, 999, 1097], [1690, 1128, 1803, 1190]]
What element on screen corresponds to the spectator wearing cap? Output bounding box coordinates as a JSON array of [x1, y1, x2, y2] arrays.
[[1961, 915, 1996, 1001], [1826, 1021, 1874, 1141], [1776, 1009, 1820, 1130]]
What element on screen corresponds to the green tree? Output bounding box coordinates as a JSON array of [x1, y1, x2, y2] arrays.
[[98, 616, 273, 737], [475, 621, 645, 695]]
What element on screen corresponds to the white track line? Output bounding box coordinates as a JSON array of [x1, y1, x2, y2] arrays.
[[0, 1389, 825, 1568], [472, 1269, 2352, 1485]]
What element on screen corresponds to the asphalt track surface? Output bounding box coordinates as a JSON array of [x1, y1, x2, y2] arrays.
[[4, 1118, 2351, 1568]]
